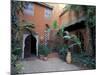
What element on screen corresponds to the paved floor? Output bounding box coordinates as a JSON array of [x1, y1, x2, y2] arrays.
[[19, 57, 82, 74]]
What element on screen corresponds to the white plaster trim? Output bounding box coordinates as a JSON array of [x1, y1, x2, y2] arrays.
[[22, 34, 30, 59], [34, 35, 39, 56]]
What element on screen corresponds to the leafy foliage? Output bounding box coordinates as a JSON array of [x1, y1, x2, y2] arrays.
[[11, 1, 36, 74], [66, 5, 96, 28], [85, 6, 96, 28], [52, 20, 58, 29], [65, 34, 81, 48], [56, 25, 65, 37], [23, 21, 35, 28], [58, 45, 69, 61], [72, 52, 96, 69], [38, 45, 52, 57], [58, 30, 82, 50], [11, 1, 25, 74], [11, 0, 24, 53]]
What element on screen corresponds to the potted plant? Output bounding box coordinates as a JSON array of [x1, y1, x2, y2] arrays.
[[66, 50, 72, 64], [63, 31, 81, 64], [38, 45, 51, 61], [56, 24, 81, 64], [42, 47, 49, 61], [38, 45, 44, 60]]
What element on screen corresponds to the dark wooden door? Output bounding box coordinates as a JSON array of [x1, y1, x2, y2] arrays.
[[24, 35, 36, 58]]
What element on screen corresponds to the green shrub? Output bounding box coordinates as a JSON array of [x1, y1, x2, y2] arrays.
[[11, 42, 22, 74], [38, 45, 52, 57], [52, 20, 58, 29], [38, 45, 44, 55], [15, 63, 23, 73], [12, 47, 22, 56], [43, 47, 51, 56], [72, 53, 96, 69], [58, 45, 68, 61], [11, 54, 17, 65], [11, 54, 22, 74]]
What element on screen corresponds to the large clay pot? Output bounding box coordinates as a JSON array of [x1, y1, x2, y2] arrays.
[[66, 51, 72, 64]]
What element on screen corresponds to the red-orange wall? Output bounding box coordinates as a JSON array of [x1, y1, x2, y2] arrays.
[[51, 4, 63, 28], [59, 10, 79, 27], [19, 3, 52, 40], [59, 9, 85, 27], [59, 11, 71, 26]]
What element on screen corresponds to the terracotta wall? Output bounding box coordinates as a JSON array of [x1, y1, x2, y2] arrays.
[[59, 11, 71, 26], [19, 3, 67, 39], [18, 3, 89, 51], [19, 3, 52, 40], [59, 9, 85, 26], [51, 4, 64, 28], [59, 10, 79, 27]]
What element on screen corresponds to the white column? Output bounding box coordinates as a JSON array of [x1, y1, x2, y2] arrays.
[[35, 35, 39, 56]]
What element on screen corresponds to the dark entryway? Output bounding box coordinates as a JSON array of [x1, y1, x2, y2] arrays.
[[24, 34, 37, 58], [64, 21, 85, 32]]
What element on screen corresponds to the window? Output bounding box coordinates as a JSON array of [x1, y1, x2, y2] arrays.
[[45, 8, 52, 19], [24, 3, 34, 16]]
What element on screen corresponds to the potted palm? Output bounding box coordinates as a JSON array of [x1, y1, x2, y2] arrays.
[[63, 31, 81, 64]]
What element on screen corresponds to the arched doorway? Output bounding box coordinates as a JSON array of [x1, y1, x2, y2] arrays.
[[24, 34, 37, 58]]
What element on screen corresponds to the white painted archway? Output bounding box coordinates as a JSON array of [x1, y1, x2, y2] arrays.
[[22, 33, 39, 59]]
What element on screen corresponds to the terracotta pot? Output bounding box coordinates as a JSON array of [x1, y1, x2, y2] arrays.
[[43, 57, 48, 61], [39, 55, 44, 60], [66, 51, 72, 64]]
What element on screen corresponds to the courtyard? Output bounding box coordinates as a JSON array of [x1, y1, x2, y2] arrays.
[[19, 56, 81, 74], [11, 1, 96, 74]]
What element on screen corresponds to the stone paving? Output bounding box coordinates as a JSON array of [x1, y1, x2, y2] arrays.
[[19, 57, 82, 74]]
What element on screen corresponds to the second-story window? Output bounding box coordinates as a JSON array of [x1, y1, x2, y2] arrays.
[[45, 8, 52, 19], [24, 3, 34, 16]]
